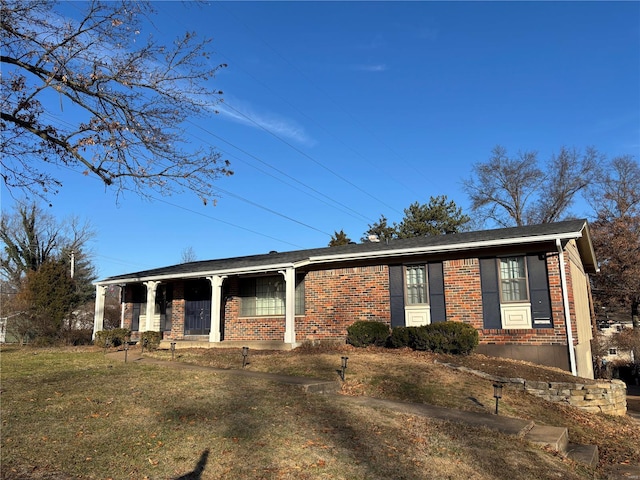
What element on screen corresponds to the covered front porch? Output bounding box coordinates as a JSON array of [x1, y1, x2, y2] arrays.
[[92, 266, 301, 348]]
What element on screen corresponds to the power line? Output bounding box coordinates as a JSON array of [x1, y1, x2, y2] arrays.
[[223, 101, 403, 216], [186, 121, 375, 223], [212, 1, 432, 191]]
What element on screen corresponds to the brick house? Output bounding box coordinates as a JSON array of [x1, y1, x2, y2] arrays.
[[93, 219, 598, 378]]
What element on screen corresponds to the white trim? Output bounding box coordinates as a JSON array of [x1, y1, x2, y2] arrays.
[[308, 231, 586, 264], [94, 223, 592, 286], [557, 238, 577, 376], [92, 285, 106, 339], [208, 275, 227, 343], [500, 303, 532, 329], [94, 263, 297, 286], [281, 268, 296, 344]]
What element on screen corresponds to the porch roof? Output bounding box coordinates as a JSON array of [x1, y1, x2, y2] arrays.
[[96, 219, 597, 285]]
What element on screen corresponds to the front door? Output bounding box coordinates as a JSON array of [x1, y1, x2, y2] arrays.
[[184, 279, 212, 335], [184, 300, 211, 335]]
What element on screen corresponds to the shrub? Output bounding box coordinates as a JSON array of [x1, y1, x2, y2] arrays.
[[387, 326, 411, 348], [63, 328, 93, 346], [140, 331, 162, 351], [346, 321, 390, 347], [94, 328, 131, 347], [420, 322, 479, 354]]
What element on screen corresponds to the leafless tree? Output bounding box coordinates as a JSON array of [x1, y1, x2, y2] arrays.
[[530, 147, 600, 224], [1, 0, 232, 203], [180, 246, 197, 263], [588, 155, 640, 327], [0, 201, 95, 288], [463, 145, 600, 227]]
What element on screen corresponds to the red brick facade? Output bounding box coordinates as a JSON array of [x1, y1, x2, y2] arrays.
[[119, 250, 583, 349], [299, 265, 390, 341]]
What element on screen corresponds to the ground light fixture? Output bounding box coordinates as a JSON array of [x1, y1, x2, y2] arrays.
[[124, 340, 129, 363], [170, 342, 176, 361], [141, 337, 149, 354], [242, 346, 249, 368], [338, 356, 349, 381], [493, 382, 504, 414]]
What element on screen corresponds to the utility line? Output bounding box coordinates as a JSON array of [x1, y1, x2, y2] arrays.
[[212, 0, 432, 189], [186, 120, 375, 223], [223, 100, 402, 216]]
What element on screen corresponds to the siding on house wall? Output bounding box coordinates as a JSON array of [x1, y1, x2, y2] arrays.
[[567, 239, 595, 378]]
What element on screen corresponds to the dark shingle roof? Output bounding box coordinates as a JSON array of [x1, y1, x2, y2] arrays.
[[98, 219, 595, 284]]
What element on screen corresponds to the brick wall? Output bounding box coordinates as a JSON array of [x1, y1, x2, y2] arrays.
[[118, 245, 586, 349], [169, 281, 185, 340], [443, 258, 483, 328], [299, 265, 390, 341], [442, 253, 575, 347]]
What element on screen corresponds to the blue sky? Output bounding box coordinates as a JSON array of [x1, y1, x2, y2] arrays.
[[2, 1, 639, 280]]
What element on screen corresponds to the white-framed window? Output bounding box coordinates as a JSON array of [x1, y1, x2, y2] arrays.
[[241, 276, 285, 316], [499, 256, 529, 302], [240, 274, 305, 316], [405, 265, 428, 305]]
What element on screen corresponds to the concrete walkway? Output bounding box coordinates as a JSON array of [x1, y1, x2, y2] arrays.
[[105, 350, 639, 475]]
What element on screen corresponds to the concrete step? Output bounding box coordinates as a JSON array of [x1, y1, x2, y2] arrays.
[[524, 425, 599, 467], [524, 425, 569, 453], [566, 443, 599, 468]]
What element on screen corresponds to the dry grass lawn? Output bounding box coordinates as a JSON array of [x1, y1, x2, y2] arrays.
[[1, 344, 638, 480]]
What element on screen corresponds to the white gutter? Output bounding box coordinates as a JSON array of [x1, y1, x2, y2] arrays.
[[94, 262, 297, 286], [557, 238, 577, 376], [309, 231, 585, 264]]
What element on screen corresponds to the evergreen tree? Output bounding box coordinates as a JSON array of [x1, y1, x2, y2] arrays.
[[361, 215, 397, 243], [329, 229, 352, 246], [396, 196, 471, 238]]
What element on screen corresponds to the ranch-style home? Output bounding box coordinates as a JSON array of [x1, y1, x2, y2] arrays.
[[93, 219, 598, 379]]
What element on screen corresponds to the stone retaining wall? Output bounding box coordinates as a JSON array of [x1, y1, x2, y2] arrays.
[[523, 379, 627, 416], [437, 361, 627, 416]]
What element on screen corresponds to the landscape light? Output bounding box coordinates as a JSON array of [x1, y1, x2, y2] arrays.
[[124, 340, 129, 363], [170, 342, 176, 361], [339, 356, 349, 381], [242, 346, 249, 368], [493, 383, 504, 415]]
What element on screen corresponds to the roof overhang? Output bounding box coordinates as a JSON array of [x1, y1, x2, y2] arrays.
[[306, 221, 599, 273], [95, 220, 599, 286], [95, 262, 297, 286]]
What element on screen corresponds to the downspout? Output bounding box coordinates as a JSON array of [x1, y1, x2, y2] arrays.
[[556, 239, 577, 376]]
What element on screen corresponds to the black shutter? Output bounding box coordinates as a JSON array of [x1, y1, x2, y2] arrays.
[[428, 262, 446, 323], [479, 258, 501, 329], [527, 254, 553, 327], [389, 265, 405, 327]]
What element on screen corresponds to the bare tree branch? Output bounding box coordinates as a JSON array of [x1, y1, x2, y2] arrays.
[[1, 0, 232, 203]]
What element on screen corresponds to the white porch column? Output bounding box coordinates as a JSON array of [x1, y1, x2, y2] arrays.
[[92, 284, 106, 339], [281, 268, 296, 344], [119, 285, 125, 329], [208, 275, 227, 343], [144, 281, 160, 332]]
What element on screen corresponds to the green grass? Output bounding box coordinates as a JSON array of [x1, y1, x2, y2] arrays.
[[1, 345, 637, 479]]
